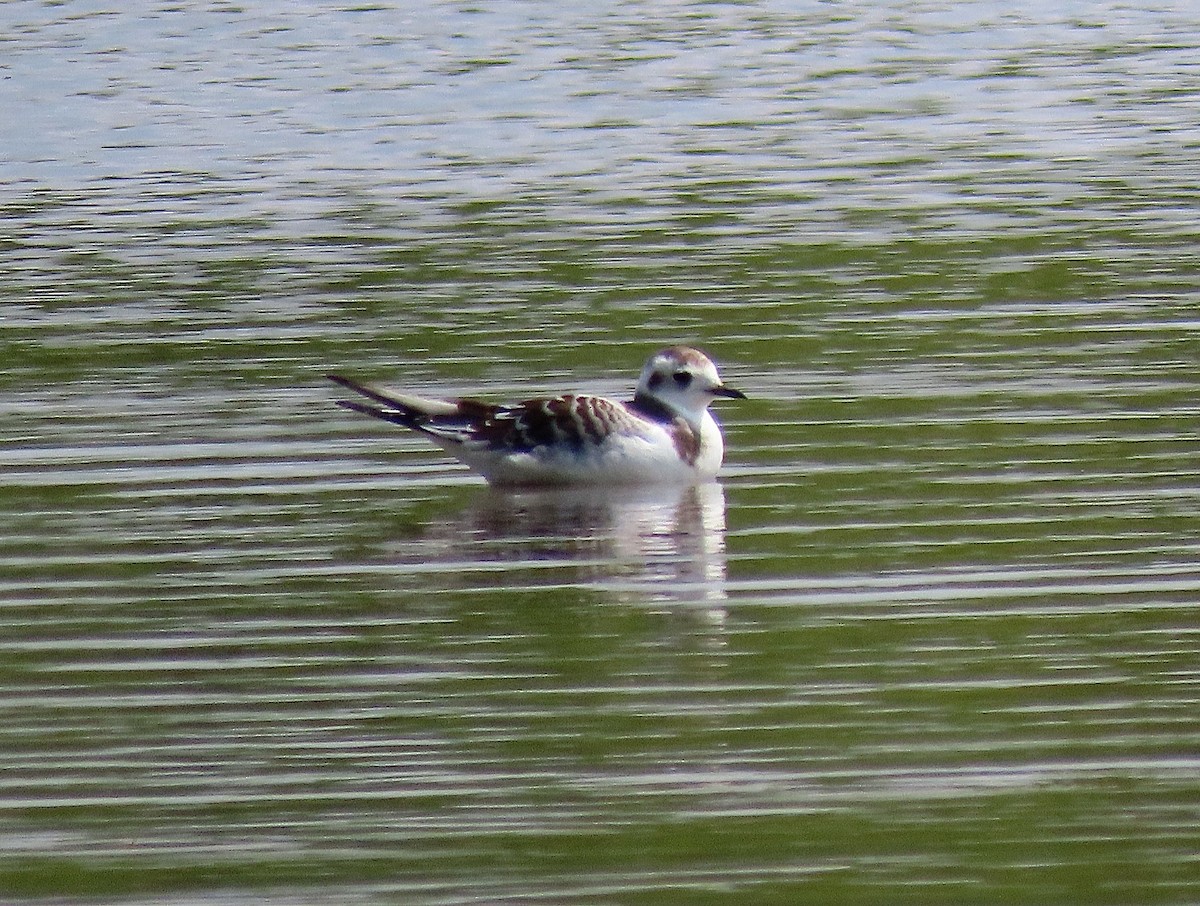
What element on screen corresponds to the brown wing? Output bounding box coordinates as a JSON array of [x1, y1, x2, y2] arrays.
[[467, 395, 650, 453], [330, 376, 655, 455]]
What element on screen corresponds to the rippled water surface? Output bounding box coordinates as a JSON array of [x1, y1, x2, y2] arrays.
[[3, 2, 1199, 903]]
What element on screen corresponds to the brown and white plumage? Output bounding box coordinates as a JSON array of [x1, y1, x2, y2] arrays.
[[328, 346, 745, 486]]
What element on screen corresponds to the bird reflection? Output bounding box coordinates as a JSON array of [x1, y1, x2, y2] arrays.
[[423, 482, 730, 617]]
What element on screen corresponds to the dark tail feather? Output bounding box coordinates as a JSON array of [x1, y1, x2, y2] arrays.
[[335, 399, 422, 429]]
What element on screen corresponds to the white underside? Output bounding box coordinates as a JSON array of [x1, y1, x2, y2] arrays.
[[447, 412, 726, 486]]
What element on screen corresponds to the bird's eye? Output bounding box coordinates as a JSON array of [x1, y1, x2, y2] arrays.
[[673, 371, 692, 388]]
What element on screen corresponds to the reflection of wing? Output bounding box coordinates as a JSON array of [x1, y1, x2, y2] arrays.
[[464, 483, 730, 609]]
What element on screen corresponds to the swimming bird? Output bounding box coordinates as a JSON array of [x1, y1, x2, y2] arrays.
[[328, 346, 745, 486]]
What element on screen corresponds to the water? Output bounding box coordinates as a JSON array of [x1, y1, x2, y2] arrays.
[[2, 1, 1199, 903]]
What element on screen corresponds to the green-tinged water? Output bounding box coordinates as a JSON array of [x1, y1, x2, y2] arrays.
[[2, 2, 1198, 903]]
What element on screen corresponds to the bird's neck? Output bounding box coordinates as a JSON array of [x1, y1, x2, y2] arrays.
[[630, 392, 702, 430]]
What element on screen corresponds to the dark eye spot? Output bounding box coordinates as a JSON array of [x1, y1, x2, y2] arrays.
[[648, 372, 664, 390], [673, 371, 692, 388]]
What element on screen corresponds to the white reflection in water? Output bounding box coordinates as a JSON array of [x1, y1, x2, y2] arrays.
[[417, 482, 730, 614]]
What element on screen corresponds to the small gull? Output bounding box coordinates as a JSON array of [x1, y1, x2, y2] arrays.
[[328, 346, 745, 486]]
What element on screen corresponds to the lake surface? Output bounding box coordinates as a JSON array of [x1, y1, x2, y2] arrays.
[[2, 1, 1199, 903]]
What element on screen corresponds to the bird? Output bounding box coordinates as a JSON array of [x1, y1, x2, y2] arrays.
[[328, 346, 745, 486]]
